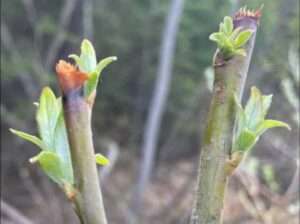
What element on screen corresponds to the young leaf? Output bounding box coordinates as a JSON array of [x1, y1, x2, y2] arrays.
[[36, 87, 60, 149], [223, 16, 233, 35], [95, 153, 110, 166], [53, 109, 74, 184], [69, 39, 97, 73], [234, 129, 257, 152], [79, 39, 97, 73], [219, 23, 225, 33], [234, 94, 246, 138], [234, 30, 253, 48], [95, 56, 118, 75], [244, 87, 265, 130], [256, 119, 291, 135], [261, 94, 273, 117], [84, 71, 99, 98], [232, 86, 290, 154], [9, 129, 48, 151], [30, 151, 65, 185], [209, 33, 224, 43], [230, 27, 242, 40], [84, 56, 117, 97]]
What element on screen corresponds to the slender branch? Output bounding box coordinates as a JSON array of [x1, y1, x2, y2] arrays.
[[82, 0, 94, 41], [20, 0, 37, 27], [1, 22, 40, 99], [62, 90, 107, 224], [45, 0, 78, 70], [55, 59, 108, 224], [190, 9, 261, 224], [134, 0, 185, 217], [1, 200, 35, 224]]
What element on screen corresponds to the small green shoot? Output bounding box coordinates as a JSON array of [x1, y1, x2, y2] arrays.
[[209, 16, 253, 59], [233, 86, 290, 153], [10, 87, 110, 188], [69, 39, 117, 98]]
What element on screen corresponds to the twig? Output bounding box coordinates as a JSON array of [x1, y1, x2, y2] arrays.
[[45, 0, 78, 70], [56, 62, 108, 224], [190, 9, 261, 224], [1, 22, 39, 99], [1, 200, 34, 224]]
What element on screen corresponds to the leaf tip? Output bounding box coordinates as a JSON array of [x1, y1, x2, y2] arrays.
[[29, 155, 39, 164]]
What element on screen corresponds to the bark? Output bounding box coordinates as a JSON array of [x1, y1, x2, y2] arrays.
[[190, 11, 260, 224], [62, 89, 107, 224]]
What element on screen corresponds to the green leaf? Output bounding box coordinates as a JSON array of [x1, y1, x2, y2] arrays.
[[84, 71, 99, 98], [256, 119, 291, 135], [244, 87, 265, 131], [84, 56, 117, 98], [96, 56, 118, 75], [95, 153, 110, 166], [234, 94, 246, 138], [53, 109, 74, 184], [9, 129, 48, 151], [36, 87, 60, 149], [223, 16, 233, 35], [209, 32, 224, 43], [234, 129, 257, 152], [234, 29, 253, 48], [80, 39, 97, 73], [262, 94, 273, 117], [230, 27, 242, 40], [69, 39, 97, 73], [29, 151, 65, 185], [219, 23, 225, 33]]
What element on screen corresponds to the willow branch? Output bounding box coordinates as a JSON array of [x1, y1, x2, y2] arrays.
[[56, 62, 107, 224], [190, 8, 261, 224]]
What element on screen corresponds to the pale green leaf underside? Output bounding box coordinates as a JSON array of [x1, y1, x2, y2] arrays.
[[9, 129, 48, 151], [11, 87, 74, 186], [30, 151, 65, 185]]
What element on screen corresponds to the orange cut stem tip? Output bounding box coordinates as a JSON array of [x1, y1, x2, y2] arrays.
[[234, 6, 262, 20], [56, 60, 88, 94]]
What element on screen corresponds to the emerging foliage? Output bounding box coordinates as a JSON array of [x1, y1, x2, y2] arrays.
[[69, 39, 117, 98], [10, 87, 74, 186], [209, 16, 253, 59], [10, 40, 113, 191], [233, 86, 290, 153]]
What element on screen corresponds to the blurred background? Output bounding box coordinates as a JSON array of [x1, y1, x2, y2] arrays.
[[1, 0, 299, 223]]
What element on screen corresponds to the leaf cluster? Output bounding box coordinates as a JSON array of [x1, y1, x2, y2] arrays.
[[10, 40, 113, 190], [209, 16, 253, 59], [69, 39, 117, 98], [233, 86, 290, 153]]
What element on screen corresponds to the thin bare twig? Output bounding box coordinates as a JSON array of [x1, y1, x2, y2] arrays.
[[1, 200, 34, 224], [45, 0, 78, 70], [1, 22, 39, 99]]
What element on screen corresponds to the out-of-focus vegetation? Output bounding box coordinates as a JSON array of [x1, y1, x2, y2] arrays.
[[1, 0, 299, 224]]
